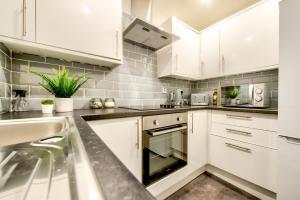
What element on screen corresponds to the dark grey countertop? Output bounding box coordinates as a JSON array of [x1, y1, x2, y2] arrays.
[[0, 106, 277, 200]]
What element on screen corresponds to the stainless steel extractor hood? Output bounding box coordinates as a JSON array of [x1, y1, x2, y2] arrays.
[[123, 18, 179, 51], [123, 0, 179, 51]]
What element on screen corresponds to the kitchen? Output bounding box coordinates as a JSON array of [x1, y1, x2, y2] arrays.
[[0, 0, 298, 199]]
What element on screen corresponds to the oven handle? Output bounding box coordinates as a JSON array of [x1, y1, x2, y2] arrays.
[[148, 126, 187, 136]]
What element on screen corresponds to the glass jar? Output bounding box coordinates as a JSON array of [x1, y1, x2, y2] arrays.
[[89, 98, 103, 109], [104, 98, 116, 108]]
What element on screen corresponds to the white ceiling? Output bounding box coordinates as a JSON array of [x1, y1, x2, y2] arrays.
[[130, 0, 261, 31]]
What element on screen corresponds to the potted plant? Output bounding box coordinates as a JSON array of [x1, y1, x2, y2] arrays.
[[32, 66, 88, 112], [41, 99, 54, 114], [227, 87, 240, 105]]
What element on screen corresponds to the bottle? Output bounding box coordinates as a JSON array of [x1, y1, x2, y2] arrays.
[[213, 89, 218, 106]]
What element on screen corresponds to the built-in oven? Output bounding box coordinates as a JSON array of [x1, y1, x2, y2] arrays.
[[142, 112, 188, 186]]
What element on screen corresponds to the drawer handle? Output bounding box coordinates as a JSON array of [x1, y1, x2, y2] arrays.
[[225, 142, 252, 153], [226, 128, 252, 136], [226, 114, 252, 120]]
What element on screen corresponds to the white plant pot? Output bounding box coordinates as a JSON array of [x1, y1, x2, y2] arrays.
[[230, 98, 237, 105], [41, 104, 54, 114], [55, 98, 73, 112]]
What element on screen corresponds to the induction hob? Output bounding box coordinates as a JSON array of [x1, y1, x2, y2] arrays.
[[121, 104, 183, 111]]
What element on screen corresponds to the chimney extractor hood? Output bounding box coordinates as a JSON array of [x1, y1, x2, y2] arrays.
[[123, 18, 179, 51]]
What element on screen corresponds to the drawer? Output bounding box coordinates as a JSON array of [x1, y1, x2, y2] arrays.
[[211, 111, 278, 131], [210, 123, 277, 149], [208, 135, 277, 192]]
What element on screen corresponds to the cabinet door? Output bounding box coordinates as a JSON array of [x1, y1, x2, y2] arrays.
[[200, 25, 220, 79], [172, 19, 200, 79], [209, 134, 277, 192], [188, 111, 207, 171], [87, 117, 142, 181], [0, 0, 35, 41], [36, 0, 122, 60], [220, 0, 279, 75]]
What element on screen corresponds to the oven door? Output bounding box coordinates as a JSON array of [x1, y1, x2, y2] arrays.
[[142, 124, 187, 186]]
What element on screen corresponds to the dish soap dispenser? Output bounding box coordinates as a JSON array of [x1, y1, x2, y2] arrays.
[[12, 90, 29, 111]]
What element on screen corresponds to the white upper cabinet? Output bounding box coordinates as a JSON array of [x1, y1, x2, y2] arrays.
[[157, 17, 200, 80], [0, 0, 35, 41], [36, 0, 122, 60], [220, 0, 279, 75], [200, 24, 220, 79]]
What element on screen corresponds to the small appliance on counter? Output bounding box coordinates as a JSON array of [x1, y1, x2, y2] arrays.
[[169, 89, 184, 106], [221, 83, 270, 108], [191, 93, 209, 106]]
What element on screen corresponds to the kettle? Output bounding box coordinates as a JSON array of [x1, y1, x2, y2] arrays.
[[169, 89, 184, 106]]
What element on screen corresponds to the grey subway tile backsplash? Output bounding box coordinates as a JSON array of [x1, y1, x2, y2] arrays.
[[30, 62, 59, 74], [0, 43, 10, 56], [192, 69, 279, 108], [0, 41, 278, 111], [12, 52, 45, 62], [11, 59, 29, 72], [45, 57, 72, 66], [0, 44, 11, 112], [85, 89, 106, 98]]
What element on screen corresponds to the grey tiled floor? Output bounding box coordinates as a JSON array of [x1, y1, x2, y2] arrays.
[[167, 173, 259, 200]]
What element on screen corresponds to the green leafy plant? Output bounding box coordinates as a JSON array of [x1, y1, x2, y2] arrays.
[[227, 87, 240, 99], [32, 66, 88, 98], [41, 99, 54, 105]]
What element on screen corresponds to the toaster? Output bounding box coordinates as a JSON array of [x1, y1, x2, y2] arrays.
[[191, 93, 209, 106]]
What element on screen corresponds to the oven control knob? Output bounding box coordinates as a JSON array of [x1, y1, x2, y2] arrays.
[[255, 96, 263, 102], [177, 117, 183, 122], [153, 120, 159, 126], [255, 88, 263, 94]]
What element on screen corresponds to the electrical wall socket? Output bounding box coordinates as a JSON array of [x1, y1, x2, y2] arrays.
[[162, 88, 168, 94]]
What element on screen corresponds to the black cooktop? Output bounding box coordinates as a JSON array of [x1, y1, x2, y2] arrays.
[[121, 104, 183, 111]]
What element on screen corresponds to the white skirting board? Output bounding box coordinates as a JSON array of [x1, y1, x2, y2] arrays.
[[147, 164, 276, 200], [206, 165, 276, 200]]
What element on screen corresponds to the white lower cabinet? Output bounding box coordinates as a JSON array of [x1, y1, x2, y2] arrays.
[[87, 117, 142, 181], [211, 123, 277, 149], [209, 134, 277, 192], [211, 110, 278, 132], [188, 111, 208, 171], [209, 111, 278, 193]]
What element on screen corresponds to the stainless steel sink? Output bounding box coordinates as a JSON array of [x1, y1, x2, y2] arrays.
[[0, 117, 68, 146], [0, 117, 104, 200]]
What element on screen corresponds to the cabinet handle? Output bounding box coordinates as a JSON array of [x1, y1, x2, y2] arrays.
[[115, 31, 119, 58], [22, 0, 27, 37], [175, 54, 178, 71], [226, 128, 252, 136], [280, 136, 300, 145], [191, 113, 194, 133], [200, 61, 204, 76], [136, 119, 140, 149], [225, 142, 252, 153], [226, 114, 252, 120], [220, 55, 225, 73]]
